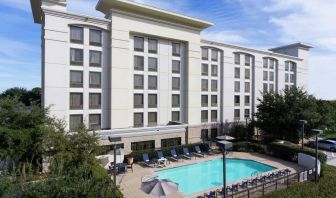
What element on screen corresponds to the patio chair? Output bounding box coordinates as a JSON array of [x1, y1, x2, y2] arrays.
[[156, 151, 168, 166], [182, 147, 195, 160], [170, 149, 182, 161], [142, 153, 155, 167], [239, 181, 248, 189], [194, 145, 206, 158], [248, 178, 258, 186], [204, 191, 216, 198], [204, 144, 217, 155]]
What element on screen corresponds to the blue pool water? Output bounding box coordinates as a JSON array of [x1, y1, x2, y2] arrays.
[[156, 158, 275, 195]]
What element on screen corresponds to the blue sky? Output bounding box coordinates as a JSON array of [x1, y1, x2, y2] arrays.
[[0, 0, 335, 100]]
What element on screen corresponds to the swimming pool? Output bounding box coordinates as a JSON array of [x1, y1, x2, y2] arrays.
[[156, 158, 276, 195]]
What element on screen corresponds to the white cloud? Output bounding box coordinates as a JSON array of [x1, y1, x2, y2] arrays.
[[201, 30, 247, 45]]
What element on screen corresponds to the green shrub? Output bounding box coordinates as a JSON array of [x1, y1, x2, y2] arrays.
[[125, 143, 207, 162], [267, 165, 336, 198], [268, 142, 327, 164], [232, 141, 266, 153]]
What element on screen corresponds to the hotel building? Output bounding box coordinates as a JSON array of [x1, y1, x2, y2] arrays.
[[30, 0, 311, 153]]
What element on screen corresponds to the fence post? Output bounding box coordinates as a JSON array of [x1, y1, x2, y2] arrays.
[[287, 174, 289, 187], [262, 183, 265, 196], [275, 179, 277, 190], [247, 188, 249, 198]]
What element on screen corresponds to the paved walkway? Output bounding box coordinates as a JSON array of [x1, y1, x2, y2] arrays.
[[115, 152, 303, 198]]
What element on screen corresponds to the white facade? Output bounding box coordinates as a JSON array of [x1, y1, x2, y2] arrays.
[[31, 0, 311, 153]]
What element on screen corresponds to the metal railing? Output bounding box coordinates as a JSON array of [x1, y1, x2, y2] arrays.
[[204, 168, 316, 198]]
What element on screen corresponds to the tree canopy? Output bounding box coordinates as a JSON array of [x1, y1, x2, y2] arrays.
[[0, 87, 41, 106], [255, 87, 336, 143]]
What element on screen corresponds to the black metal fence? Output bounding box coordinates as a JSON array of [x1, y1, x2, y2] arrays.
[[203, 168, 316, 198]]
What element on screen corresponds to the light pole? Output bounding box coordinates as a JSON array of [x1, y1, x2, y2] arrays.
[[311, 129, 323, 183], [217, 140, 233, 198], [299, 120, 307, 150], [108, 136, 122, 198]]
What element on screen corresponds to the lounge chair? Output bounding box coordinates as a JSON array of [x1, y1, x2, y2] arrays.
[[182, 147, 195, 160], [157, 151, 168, 166], [194, 145, 206, 158], [170, 149, 182, 161], [142, 153, 155, 167], [204, 191, 216, 198], [239, 181, 248, 189], [204, 144, 217, 155]]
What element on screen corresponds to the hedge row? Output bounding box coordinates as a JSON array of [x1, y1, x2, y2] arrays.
[[125, 143, 208, 163], [232, 141, 327, 164]]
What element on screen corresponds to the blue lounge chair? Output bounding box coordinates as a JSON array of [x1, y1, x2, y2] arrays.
[[170, 149, 182, 161], [204, 144, 218, 155], [142, 153, 155, 167], [204, 191, 216, 198], [194, 145, 206, 158], [157, 151, 167, 161], [182, 147, 195, 160]]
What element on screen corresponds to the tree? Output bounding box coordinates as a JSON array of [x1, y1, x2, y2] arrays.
[[0, 87, 41, 106], [255, 87, 326, 143]]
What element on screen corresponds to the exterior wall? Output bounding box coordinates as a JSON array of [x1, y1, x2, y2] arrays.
[[33, 1, 310, 149]]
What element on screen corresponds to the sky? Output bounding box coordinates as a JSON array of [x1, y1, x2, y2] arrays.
[[0, 0, 335, 100]]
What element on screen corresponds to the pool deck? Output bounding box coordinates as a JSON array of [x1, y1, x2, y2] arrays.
[[116, 152, 304, 198]]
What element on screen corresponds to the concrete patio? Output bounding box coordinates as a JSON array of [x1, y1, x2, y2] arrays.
[[115, 152, 304, 198]]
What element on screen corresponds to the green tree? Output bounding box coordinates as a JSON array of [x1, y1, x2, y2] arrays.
[[255, 87, 325, 143], [0, 87, 41, 106]]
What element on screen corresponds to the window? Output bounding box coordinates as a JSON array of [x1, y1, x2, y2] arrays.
[[234, 81, 240, 92], [201, 110, 208, 122], [148, 57, 158, 72], [245, 55, 251, 66], [269, 71, 274, 81], [263, 83, 268, 92], [263, 71, 268, 81], [134, 36, 144, 52], [269, 84, 274, 92], [202, 79, 208, 91], [211, 65, 218, 77], [263, 58, 268, 68], [285, 74, 289, 82], [148, 112, 157, 126], [131, 140, 154, 151], [234, 68, 240, 78], [245, 95, 250, 106], [202, 48, 208, 60], [202, 64, 208, 76], [211, 80, 217, 91], [148, 39, 158, 53], [211, 49, 218, 61], [210, 128, 218, 140], [70, 114, 83, 131], [161, 138, 181, 148], [285, 62, 289, 71], [89, 72, 101, 88], [134, 113, 144, 127], [70, 26, 83, 43], [201, 129, 209, 140], [70, 48, 83, 65], [148, 75, 157, 90], [245, 82, 250, 93], [172, 77, 180, 90], [70, 93, 83, 109], [270, 59, 275, 69], [70, 70, 83, 88], [211, 95, 217, 107], [290, 74, 295, 83], [234, 109, 240, 120], [90, 29, 102, 46], [234, 53, 240, 65], [134, 55, 144, 71], [172, 94, 180, 107], [172, 43, 181, 56], [234, 95, 240, 106], [89, 50, 102, 67], [290, 62, 296, 71], [134, 74, 144, 89], [201, 95, 208, 107], [244, 109, 250, 118], [211, 110, 217, 122], [148, 94, 157, 108], [89, 114, 101, 130], [134, 94, 144, 108], [245, 68, 250, 79], [172, 111, 180, 122], [172, 60, 180, 74], [89, 93, 101, 109]]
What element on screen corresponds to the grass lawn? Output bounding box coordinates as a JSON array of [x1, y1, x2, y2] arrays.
[[321, 131, 336, 139], [267, 165, 336, 198]]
